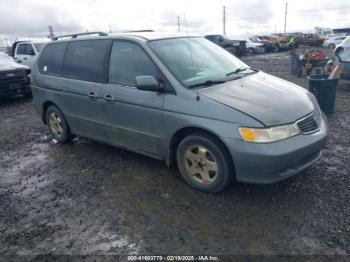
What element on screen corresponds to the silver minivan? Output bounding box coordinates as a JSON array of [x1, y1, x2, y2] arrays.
[[32, 32, 328, 193]]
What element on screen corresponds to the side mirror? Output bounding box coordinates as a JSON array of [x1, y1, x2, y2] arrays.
[[29, 50, 35, 56], [136, 76, 163, 92], [218, 36, 224, 42]]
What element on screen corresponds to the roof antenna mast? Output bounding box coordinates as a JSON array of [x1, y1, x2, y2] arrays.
[[183, 14, 200, 101]]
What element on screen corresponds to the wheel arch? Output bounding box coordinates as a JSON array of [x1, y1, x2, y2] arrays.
[[42, 100, 60, 124], [167, 126, 235, 173]]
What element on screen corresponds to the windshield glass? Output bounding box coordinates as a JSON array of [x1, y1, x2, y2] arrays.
[[148, 37, 249, 87], [249, 37, 262, 43]]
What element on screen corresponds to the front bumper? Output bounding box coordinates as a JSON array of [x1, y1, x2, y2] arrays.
[[0, 70, 30, 97], [224, 113, 328, 184]]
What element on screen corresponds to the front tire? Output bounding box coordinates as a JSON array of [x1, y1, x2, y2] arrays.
[[176, 133, 234, 193], [45, 106, 72, 143]]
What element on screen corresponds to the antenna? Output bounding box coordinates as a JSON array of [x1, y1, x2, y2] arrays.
[[183, 14, 199, 99]]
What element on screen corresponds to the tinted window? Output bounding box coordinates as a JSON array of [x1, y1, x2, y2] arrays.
[[109, 41, 158, 87], [26, 44, 35, 55], [205, 36, 215, 41], [17, 44, 26, 55], [38, 43, 68, 75], [62, 40, 109, 82]]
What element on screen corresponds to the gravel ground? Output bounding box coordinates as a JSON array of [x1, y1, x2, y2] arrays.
[[0, 48, 349, 258]]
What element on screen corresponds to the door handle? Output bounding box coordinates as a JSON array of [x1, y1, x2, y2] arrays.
[[104, 94, 115, 102], [88, 91, 98, 99], [23, 57, 27, 60], [17, 60, 22, 63]]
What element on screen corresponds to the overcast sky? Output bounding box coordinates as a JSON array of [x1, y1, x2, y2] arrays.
[[0, 0, 349, 40]]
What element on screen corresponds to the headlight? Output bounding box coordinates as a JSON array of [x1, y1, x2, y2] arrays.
[[238, 124, 300, 143]]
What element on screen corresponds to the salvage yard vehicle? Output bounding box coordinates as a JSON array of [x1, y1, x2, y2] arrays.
[[11, 41, 46, 69], [205, 34, 246, 57], [334, 36, 350, 80], [323, 36, 347, 49], [295, 34, 324, 47], [31, 32, 328, 193], [0, 52, 31, 98], [252, 36, 278, 52], [245, 37, 265, 55]]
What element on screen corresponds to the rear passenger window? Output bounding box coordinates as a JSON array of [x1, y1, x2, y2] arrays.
[[62, 40, 109, 83], [109, 41, 158, 87], [38, 43, 67, 76]]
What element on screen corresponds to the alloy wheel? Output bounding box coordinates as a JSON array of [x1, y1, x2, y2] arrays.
[[49, 112, 64, 137], [184, 145, 218, 184]]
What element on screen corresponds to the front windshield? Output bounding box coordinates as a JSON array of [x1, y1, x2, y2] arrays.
[[148, 37, 250, 87], [249, 37, 262, 43]]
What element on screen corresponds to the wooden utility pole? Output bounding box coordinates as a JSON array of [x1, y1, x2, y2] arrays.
[[223, 6, 226, 35], [284, 2, 288, 34]]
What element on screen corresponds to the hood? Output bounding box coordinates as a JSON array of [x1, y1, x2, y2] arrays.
[[0, 54, 29, 71], [199, 72, 314, 126], [247, 42, 264, 48]]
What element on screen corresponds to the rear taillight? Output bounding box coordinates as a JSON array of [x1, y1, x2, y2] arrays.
[[28, 78, 32, 90]]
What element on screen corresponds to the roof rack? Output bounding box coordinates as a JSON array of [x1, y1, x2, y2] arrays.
[[109, 29, 155, 34], [123, 30, 154, 33], [52, 31, 108, 41]]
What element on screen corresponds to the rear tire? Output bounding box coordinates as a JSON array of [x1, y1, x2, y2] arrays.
[[45, 106, 72, 143], [176, 133, 234, 193]]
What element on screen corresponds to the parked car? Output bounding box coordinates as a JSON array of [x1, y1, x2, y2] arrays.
[[323, 36, 347, 49], [243, 37, 266, 55], [253, 36, 279, 52], [295, 34, 324, 47], [0, 52, 31, 98], [32, 32, 328, 193], [11, 41, 46, 69], [334, 36, 350, 80], [205, 34, 246, 57]]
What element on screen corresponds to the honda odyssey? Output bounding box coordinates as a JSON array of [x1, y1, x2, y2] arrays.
[[31, 32, 328, 193]]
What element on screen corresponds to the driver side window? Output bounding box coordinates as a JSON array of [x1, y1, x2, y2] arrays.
[[109, 41, 158, 87]]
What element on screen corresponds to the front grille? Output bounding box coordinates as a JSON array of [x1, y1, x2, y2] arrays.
[[0, 70, 26, 85], [0, 70, 27, 95], [296, 113, 319, 134]]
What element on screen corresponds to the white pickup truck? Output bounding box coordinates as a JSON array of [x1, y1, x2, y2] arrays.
[[11, 41, 46, 69]]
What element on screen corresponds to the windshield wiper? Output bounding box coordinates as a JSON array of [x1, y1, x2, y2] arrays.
[[188, 79, 226, 88], [226, 67, 258, 77]]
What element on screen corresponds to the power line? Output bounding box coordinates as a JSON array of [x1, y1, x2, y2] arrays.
[[289, 6, 350, 13], [225, 6, 350, 22]]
